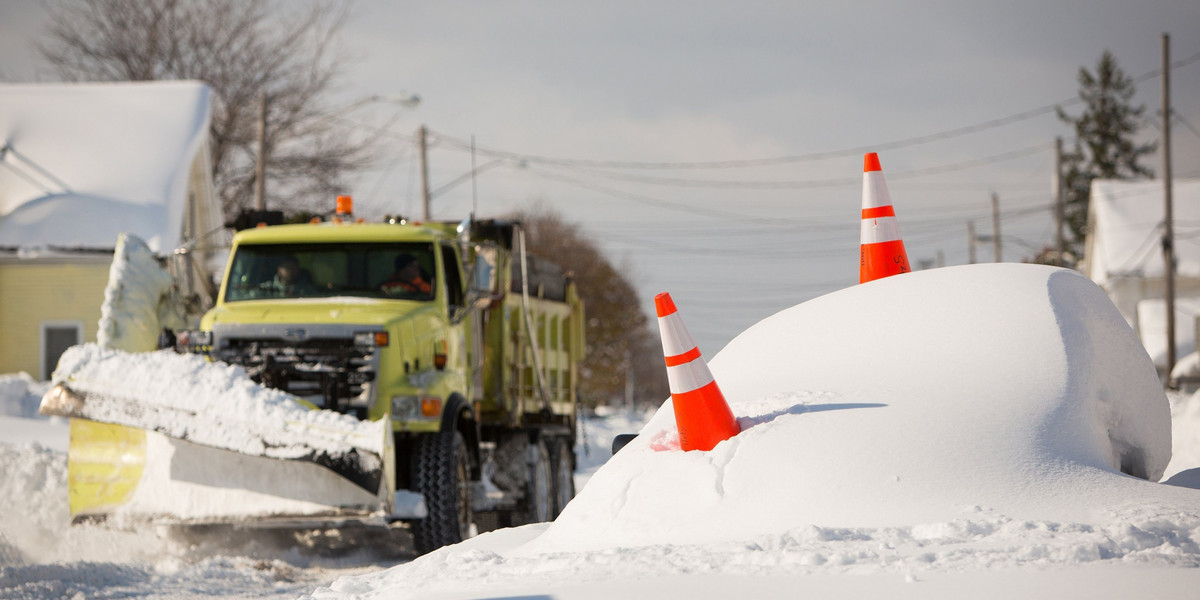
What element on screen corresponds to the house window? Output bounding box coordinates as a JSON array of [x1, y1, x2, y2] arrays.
[[41, 321, 83, 381]]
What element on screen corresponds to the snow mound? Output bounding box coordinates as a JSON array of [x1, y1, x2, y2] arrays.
[[0, 442, 65, 566], [0, 372, 47, 419], [537, 264, 1175, 551], [306, 264, 1200, 599], [0, 442, 149, 567], [97, 232, 178, 352]]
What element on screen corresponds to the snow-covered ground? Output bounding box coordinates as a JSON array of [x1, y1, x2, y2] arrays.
[[0, 370, 646, 599], [3, 263, 1200, 598], [299, 264, 1200, 599]]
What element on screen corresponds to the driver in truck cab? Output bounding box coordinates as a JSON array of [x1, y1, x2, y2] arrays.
[[259, 255, 315, 297], [381, 253, 432, 297]]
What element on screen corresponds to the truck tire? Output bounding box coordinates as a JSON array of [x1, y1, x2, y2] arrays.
[[548, 437, 575, 518], [516, 439, 553, 525], [411, 430, 472, 554]]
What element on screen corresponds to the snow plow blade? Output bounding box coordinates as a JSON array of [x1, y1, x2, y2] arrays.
[[41, 383, 384, 494], [40, 345, 393, 524]]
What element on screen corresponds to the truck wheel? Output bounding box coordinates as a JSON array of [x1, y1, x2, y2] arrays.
[[518, 439, 553, 525], [549, 438, 575, 518], [411, 430, 472, 554]]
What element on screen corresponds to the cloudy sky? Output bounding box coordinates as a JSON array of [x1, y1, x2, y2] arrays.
[[3, 1, 1199, 360]]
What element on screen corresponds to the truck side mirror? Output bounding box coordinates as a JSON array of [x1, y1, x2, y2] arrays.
[[472, 254, 493, 292], [465, 249, 497, 309]]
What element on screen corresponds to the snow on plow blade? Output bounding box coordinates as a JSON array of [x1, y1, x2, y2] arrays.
[[40, 345, 392, 524]]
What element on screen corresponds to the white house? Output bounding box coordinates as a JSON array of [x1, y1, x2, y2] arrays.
[[1082, 178, 1200, 372], [0, 81, 225, 379]]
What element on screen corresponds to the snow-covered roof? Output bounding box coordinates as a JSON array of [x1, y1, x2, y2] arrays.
[[1086, 178, 1200, 287], [0, 81, 213, 254]]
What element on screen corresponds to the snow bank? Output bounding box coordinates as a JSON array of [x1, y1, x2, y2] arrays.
[[307, 264, 1200, 599], [0, 442, 67, 565], [0, 440, 160, 569], [534, 264, 1176, 551], [0, 372, 46, 419], [573, 406, 657, 491], [97, 233, 179, 352]]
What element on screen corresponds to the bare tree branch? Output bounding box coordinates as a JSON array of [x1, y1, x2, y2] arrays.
[[514, 206, 669, 408], [39, 0, 374, 217]]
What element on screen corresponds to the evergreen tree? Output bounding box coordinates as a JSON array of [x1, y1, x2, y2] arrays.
[[1049, 50, 1156, 268]]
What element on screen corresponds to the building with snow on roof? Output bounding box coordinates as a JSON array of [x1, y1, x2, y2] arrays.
[[1082, 178, 1200, 378], [0, 81, 225, 379]]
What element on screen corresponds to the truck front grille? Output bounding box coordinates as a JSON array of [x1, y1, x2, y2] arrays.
[[214, 335, 378, 417]]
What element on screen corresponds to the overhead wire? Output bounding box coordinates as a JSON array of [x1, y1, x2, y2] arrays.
[[422, 49, 1200, 172], [520, 142, 1053, 190], [335, 51, 1198, 289], [429, 107, 1065, 170]]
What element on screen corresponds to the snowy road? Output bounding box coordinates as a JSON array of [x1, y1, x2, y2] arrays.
[[5, 266, 1200, 599], [0, 374, 644, 600]]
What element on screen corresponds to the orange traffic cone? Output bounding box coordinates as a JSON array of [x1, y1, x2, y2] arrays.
[[655, 292, 740, 451], [859, 152, 911, 283]]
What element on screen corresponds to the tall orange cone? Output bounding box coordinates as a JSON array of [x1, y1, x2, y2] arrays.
[[655, 292, 740, 451], [859, 152, 911, 283]]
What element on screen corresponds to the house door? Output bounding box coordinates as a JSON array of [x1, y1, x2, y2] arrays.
[[42, 321, 83, 381]]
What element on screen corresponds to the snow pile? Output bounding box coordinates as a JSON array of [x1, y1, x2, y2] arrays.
[[0, 442, 66, 566], [0, 372, 46, 419], [0, 440, 162, 571], [49, 344, 387, 459], [307, 264, 1200, 599], [97, 233, 181, 352], [573, 406, 657, 490]]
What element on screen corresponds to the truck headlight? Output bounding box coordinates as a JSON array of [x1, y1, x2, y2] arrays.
[[391, 395, 443, 420]]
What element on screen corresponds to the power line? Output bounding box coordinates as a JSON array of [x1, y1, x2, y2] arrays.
[[523, 145, 1057, 226], [425, 50, 1200, 172], [430, 105, 1066, 170], [524, 142, 1052, 190], [524, 164, 792, 225], [1174, 112, 1200, 140]]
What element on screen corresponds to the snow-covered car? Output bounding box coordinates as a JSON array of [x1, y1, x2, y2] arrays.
[[305, 264, 1200, 599]]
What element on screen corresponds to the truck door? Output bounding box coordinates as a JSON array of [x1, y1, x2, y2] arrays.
[[440, 242, 476, 400]]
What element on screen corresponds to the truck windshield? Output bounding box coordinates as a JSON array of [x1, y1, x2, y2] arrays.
[[224, 242, 437, 302]]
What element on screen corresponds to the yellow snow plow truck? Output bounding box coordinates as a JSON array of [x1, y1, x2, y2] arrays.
[[41, 200, 585, 554]]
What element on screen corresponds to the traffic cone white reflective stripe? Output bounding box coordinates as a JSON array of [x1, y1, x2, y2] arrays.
[[664, 347, 714, 398], [655, 292, 740, 452], [860, 152, 911, 283]]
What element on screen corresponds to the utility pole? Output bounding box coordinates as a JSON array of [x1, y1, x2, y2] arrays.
[[991, 192, 1002, 262], [624, 346, 634, 412], [967, 221, 977, 264], [418, 125, 431, 220], [254, 90, 267, 210], [1162, 33, 1177, 382], [1054, 137, 1064, 265]]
